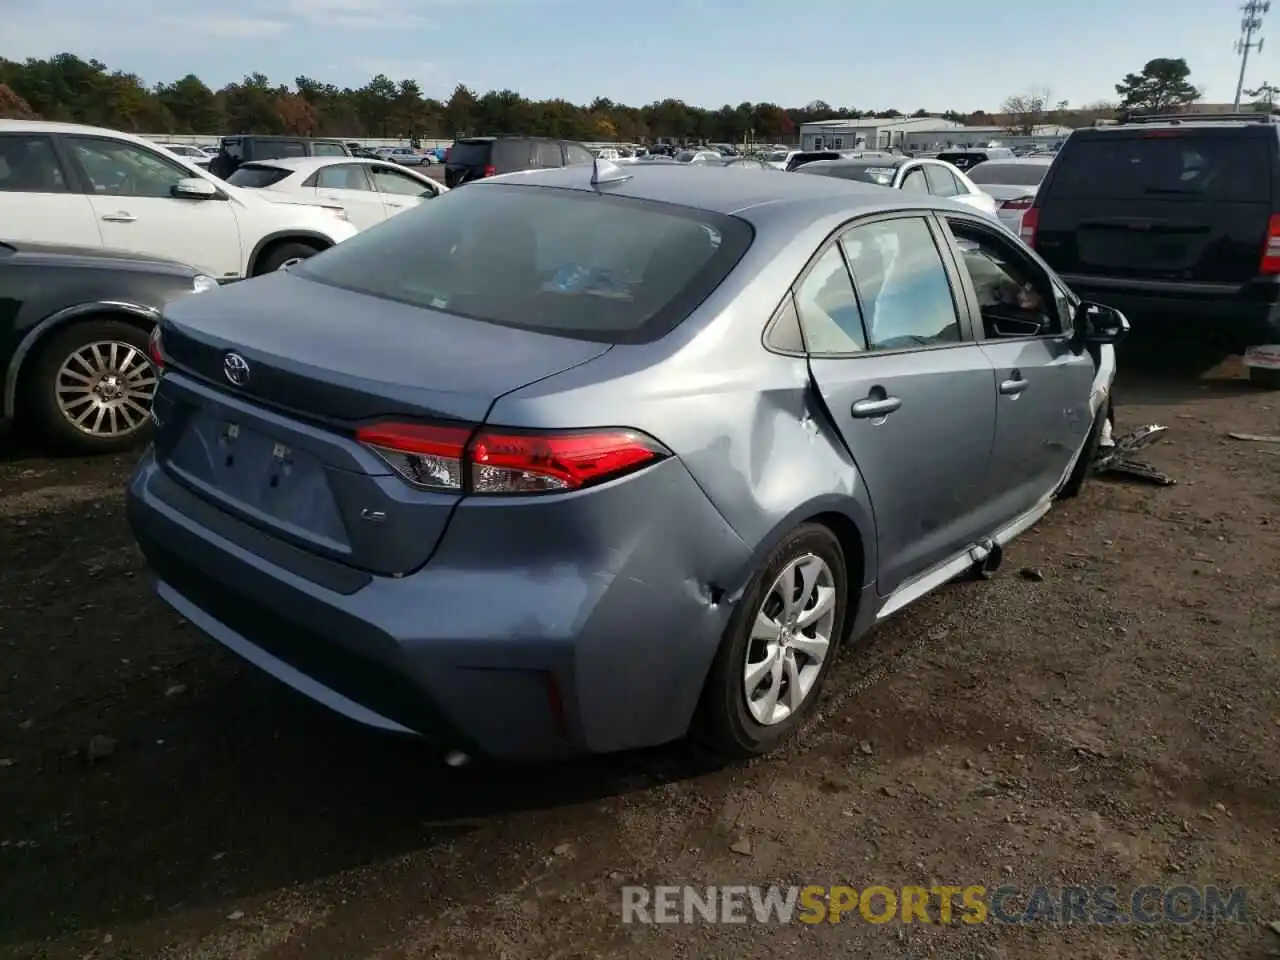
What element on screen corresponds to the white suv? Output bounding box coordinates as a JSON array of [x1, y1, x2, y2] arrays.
[[0, 120, 358, 280]]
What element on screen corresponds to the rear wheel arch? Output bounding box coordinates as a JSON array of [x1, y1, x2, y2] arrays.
[[6, 303, 158, 422], [725, 499, 873, 614]]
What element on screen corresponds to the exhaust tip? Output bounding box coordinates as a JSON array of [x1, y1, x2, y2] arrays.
[[443, 749, 471, 768]]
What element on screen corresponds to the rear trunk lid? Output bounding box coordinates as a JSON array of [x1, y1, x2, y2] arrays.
[[152, 271, 611, 575], [1034, 128, 1276, 283]]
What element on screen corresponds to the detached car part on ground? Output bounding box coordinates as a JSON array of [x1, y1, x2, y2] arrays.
[[0, 241, 212, 453], [127, 161, 1127, 764]]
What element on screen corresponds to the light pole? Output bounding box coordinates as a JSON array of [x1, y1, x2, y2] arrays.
[[1235, 0, 1271, 110]]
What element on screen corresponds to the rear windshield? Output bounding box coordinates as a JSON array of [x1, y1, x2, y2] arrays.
[[449, 140, 492, 165], [937, 152, 984, 166], [1049, 134, 1272, 202], [966, 162, 1050, 187], [800, 163, 897, 186], [787, 152, 840, 171], [295, 183, 754, 344], [225, 164, 291, 188]]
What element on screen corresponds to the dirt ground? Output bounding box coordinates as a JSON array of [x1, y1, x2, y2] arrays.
[[1, 360, 1278, 960]]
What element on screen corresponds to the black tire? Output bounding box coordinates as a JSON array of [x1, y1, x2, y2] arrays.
[[695, 523, 848, 758], [255, 241, 322, 275], [1249, 365, 1280, 389], [1058, 399, 1109, 499], [22, 319, 155, 455]]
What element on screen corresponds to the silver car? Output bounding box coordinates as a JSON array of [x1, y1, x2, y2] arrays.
[[127, 163, 1125, 762], [965, 157, 1055, 234]]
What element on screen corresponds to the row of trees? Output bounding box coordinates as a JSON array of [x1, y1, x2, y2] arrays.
[[0, 53, 1238, 144]]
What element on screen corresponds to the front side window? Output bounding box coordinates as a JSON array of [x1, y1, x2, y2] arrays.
[[946, 219, 1059, 338], [841, 218, 961, 350], [0, 135, 68, 193], [794, 245, 867, 354], [67, 137, 189, 198], [295, 183, 753, 344]]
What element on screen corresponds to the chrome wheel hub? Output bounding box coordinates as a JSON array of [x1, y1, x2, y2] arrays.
[[55, 340, 158, 438], [743, 553, 837, 726]]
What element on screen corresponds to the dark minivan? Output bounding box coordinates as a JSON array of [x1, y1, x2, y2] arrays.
[[209, 136, 351, 179], [1023, 112, 1280, 377], [444, 136, 595, 187]]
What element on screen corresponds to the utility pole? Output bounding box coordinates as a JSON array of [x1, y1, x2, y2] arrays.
[[1235, 0, 1270, 110]]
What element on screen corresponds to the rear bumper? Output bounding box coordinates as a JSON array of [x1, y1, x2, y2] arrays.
[[1060, 274, 1280, 346], [126, 450, 749, 760]]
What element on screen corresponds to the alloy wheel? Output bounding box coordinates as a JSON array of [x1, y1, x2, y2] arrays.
[[742, 553, 837, 726], [55, 340, 158, 439]]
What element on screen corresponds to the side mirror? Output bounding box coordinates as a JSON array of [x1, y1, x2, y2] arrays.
[[1079, 301, 1129, 344], [172, 177, 217, 200]]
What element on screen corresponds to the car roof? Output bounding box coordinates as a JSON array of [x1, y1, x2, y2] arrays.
[[478, 163, 960, 218], [803, 157, 908, 169], [0, 118, 159, 143], [973, 156, 1054, 165], [237, 156, 410, 173]]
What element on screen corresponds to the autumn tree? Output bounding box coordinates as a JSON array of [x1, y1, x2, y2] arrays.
[[0, 83, 36, 119], [1115, 58, 1200, 114], [1001, 87, 1053, 135]]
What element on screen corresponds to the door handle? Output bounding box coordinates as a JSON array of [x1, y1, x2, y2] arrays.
[[101, 212, 136, 223], [851, 394, 902, 419], [999, 377, 1030, 396]]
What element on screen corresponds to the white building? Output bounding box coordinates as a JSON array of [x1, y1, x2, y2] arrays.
[[798, 115, 966, 151]]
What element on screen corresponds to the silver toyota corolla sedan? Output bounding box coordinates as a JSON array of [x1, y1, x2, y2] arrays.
[[127, 161, 1127, 762]]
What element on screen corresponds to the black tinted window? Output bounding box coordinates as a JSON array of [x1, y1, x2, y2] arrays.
[[967, 162, 1050, 187], [0, 135, 69, 193], [227, 164, 292, 188], [449, 141, 492, 166], [1050, 134, 1272, 201], [254, 140, 307, 160], [296, 183, 754, 344]]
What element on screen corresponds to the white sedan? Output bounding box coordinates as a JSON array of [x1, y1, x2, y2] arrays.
[[225, 156, 448, 232], [795, 156, 999, 218]]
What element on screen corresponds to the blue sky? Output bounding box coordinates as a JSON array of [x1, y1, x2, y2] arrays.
[[1, 0, 1270, 112]]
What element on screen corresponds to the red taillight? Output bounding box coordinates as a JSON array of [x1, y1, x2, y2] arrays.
[[147, 325, 165, 370], [1019, 206, 1040, 247], [483, 164, 497, 177], [1261, 214, 1280, 274], [1000, 197, 1034, 211], [354, 422, 668, 494]]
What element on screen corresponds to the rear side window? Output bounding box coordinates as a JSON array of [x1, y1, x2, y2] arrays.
[[226, 164, 292, 188], [1049, 134, 1272, 202], [565, 143, 594, 165], [313, 142, 347, 157], [295, 183, 754, 344], [253, 140, 307, 160], [967, 162, 1049, 187], [530, 141, 563, 167], [449, 141, 493, 166]]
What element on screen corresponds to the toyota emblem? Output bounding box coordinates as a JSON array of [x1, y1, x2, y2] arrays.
[[223, 352, 250, 387]]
